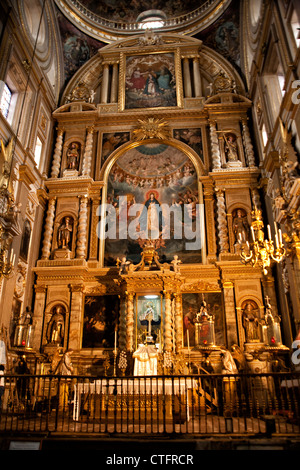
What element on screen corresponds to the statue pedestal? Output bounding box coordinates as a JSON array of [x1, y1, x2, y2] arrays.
[[63, 169, 78, 178], [53, 248, 71, 260]]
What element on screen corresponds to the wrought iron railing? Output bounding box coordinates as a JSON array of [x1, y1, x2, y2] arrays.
[[0, 372, 299, 436]]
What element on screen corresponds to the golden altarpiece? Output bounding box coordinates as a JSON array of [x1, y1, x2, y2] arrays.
[[27, 32, 288, 376]]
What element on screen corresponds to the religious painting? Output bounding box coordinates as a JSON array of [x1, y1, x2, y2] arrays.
[[57, 12, 105, 84], [82, 295, 119, 348], [182, 293, 225, 348], [101, 132, 130, 164], [19, 219, 31, 261], [136, 295, 162, 346], [104, 143, 203, 266], [173, 128, 204, 161], [124, 53, 177, 110]]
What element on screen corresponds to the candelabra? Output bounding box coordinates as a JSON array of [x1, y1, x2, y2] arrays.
[[0, 224, 15, 279], [239, 209, 285, 275]]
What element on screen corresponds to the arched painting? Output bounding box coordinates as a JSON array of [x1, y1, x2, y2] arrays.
[[104, 143, 204, 266]]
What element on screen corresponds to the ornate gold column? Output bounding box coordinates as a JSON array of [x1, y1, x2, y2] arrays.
[[82, 126, 94, 177], [119, 293, 127, 351], [202, 180, 217, 259], [76, 196, 88, 259], [242, 119, 256, 167], [126, 292, 135, 352], [209, 120, 222, 170], [164, 291, 172, 352], [192, 57, 202, 97], [41, 197, 56, 260], [174, 293, 183, 352], [216, 188, 229, 254], [100, 63, 110, 104], [50, 128, 64, 178], [110, 62, 119, 103], [183, 58, 192, 98], [88, 196, 100, 260]]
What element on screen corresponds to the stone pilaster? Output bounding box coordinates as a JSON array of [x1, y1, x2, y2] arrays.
[[68, 284, 84, 350]]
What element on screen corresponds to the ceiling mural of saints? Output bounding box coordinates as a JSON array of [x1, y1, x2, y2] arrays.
[[104, 143, 203, 266]]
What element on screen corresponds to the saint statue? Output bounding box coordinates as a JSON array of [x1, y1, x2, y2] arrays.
[[232, 209, 249, 243], [224, 133, 238, 162], [66, 142, 80, 170], [58, 216, 73, 250], [46, 305, 65, 345], [242, 301, 260, 342]]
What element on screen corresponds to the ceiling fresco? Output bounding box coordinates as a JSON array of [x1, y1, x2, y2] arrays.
[[54, 0, 240, 86], [75, 0, 206, 24]]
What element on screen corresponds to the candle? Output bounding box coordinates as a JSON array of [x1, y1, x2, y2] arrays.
[[267, 225, 271, 241], [279, 229, 282, 246], [114, 330, 117, 353], [251, 226, 255, 242]]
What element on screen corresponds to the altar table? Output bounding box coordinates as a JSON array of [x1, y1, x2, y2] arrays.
[[73, 378, 194, 421]]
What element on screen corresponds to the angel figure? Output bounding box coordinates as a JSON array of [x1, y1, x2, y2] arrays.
[[117, 256, 131, 275], [171, 254, 182, 273]]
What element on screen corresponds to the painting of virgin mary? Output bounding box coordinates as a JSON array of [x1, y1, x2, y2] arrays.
[[139, 191, 163, 239]]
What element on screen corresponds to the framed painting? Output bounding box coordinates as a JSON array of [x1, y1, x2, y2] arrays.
[[182, 293, 225, 348], [173, 128, 204, 162], [122, 52, 179, 110], [101, 132, 130, 165], [82, 295, 119, 348]]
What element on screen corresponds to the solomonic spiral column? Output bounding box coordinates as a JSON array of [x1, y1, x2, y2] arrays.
[[76, 196, 88, 259], [119, 294, 127, 351], [41, 197, 56, 259], [209, 120, 222, 170], [50, 128, 64, 178], [82, 126, 94, 177], [242, 119, 256, 167], [126, 293, 135, 352], [216, 188, 229, 253], [164, 291, 172, 352], [174, 293, 183, 352]]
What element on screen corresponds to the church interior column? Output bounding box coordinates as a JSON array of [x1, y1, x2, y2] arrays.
[[76, 196, 88, 259], [216, 188, 229, 254], [41, 197, 56, 260], [88, 196, 100, 260], [82, 126, 94, 177], [100, 63, 110, 104], [110, 62, 119, 103], [174, 293, 183, 352], [164, 291, 172, 352], [222, 280, 238, 346], [50, 128, 64, 178], [31, 285, 47, 351], [192, 57, 202, 97], [126, 292, 135, 352], [118, 293, 127, 351], [209, 120, 222, 170], [68, 284, 84, 350], [183, 57, 192, 98]]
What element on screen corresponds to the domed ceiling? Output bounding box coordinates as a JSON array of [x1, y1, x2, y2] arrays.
[[54, 0, 241, 87], [54, 0, 233, 41]]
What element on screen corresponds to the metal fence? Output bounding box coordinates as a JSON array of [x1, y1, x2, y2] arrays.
[[0, 372, 299, 436]]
